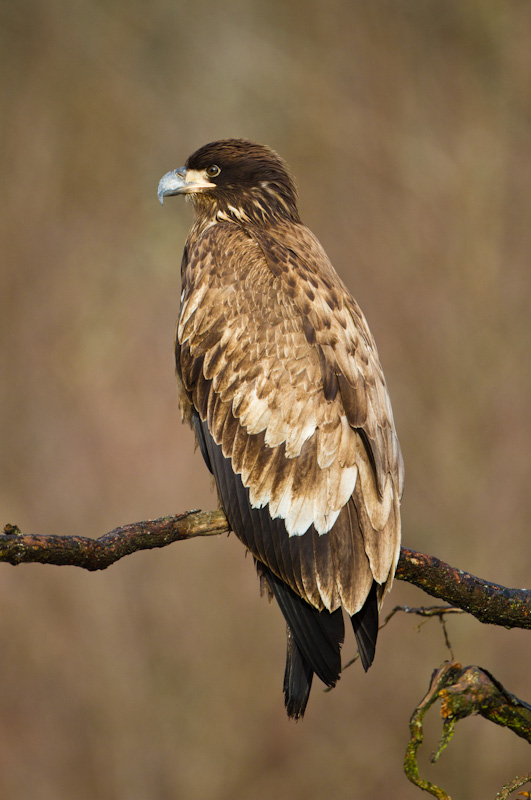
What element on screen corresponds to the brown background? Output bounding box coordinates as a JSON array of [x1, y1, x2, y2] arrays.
[[1, 1, 530, 797]]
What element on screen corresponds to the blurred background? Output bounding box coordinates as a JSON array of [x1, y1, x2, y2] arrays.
[[1, 0, 530, 797]]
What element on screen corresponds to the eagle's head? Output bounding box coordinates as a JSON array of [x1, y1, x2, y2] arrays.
[[158, 139, 300, 225]]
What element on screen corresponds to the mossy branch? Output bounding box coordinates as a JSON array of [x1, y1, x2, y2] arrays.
[[2, 510, 530, 631], [404, 660, 531, 799]]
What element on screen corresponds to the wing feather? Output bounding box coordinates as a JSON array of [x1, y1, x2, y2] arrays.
[[177, 220, 403, 615]]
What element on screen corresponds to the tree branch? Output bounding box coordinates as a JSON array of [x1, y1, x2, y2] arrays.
[[2, 510, 530, 631], [396, 547, 531, 630], [404, 660, 531, 798], [0, 510, 228, 570]]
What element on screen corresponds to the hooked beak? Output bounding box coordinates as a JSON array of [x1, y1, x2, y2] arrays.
[[157, 167, 216, 205]]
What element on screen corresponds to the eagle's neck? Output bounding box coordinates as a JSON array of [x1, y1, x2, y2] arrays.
[[189, 182, 301, 232]]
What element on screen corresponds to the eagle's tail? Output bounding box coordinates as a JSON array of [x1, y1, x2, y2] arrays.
[[258, 563, 344, 719], [262, 566, 379, 717]]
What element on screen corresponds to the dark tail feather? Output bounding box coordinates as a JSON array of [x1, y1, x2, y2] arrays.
[[259, 563, 344, 718], [283, 626, 314, 719], [350, 581, 379, 671], [262, 564, 344, 685]]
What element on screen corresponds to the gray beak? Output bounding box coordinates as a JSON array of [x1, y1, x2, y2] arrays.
[[157, 167, 188, 205], [157, 167, 217, 205]]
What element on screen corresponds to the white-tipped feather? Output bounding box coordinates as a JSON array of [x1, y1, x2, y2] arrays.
[[178, 207, 402, 617]]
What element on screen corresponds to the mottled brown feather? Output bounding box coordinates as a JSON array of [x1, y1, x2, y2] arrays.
[[177, 218, 402, 611]]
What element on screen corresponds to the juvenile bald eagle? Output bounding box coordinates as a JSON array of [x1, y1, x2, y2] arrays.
[[158, 139, 404, 719]]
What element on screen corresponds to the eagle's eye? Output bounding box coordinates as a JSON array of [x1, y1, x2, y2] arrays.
[[206, 165, 221, 178]]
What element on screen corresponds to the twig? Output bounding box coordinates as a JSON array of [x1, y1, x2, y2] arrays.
[[404, 662, 460, 800], [495, 774, 531, 800]]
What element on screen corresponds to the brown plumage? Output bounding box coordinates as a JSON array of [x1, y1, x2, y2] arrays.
[[158, 139, 404, 718]]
